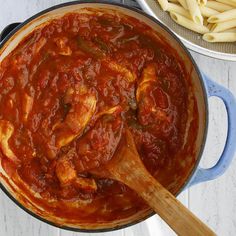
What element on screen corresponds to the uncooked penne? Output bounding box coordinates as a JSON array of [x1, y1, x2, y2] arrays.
[[185, 0, 204, 24], [170, 12, 209, 33], [197, 0, 207, 6], [212, 18, 236, 32], [156, 0, 169, 11], [169, 0, 178, 3], [204, 18, 209, 26], [216, 0, 236, 7], [206, 1, 233, 12], [203, 32, 236, 42], [167, 3, 191, 18], [225, 27, 236, 32], [208, 9, 236, 23], [177, 0, 188, 9], [207, 23, 214, 30], [200, 6, 220, 17]]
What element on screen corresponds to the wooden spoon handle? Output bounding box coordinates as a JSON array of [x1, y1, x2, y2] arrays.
[[127, 169, 215, 236], [108, 134, 216, 236]]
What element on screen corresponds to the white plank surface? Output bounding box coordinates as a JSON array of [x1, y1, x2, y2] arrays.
[[188, 53, 236, 236], [0, 1, 235, 235]]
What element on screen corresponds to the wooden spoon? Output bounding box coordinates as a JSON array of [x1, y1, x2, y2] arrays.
[[92, 129, 216, 236]]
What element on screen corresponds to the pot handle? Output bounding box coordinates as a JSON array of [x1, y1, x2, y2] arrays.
[[0, 22, 21, 42], [187, 73, 236, 187]]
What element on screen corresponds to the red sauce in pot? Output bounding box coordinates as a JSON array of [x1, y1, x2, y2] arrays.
[[0, 11, 198, 224]]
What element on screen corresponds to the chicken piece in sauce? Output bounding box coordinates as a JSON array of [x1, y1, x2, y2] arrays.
[[54, 85, 97, 149], [136, 63, 170, 126], [56, 153, 97, 192], [0, 120, 18, 163]]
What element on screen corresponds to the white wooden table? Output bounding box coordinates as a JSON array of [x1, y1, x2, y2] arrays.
[[0, 1, 236, 235]]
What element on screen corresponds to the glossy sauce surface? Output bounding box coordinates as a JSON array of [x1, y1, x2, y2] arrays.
[[0, 11, 198, 224]]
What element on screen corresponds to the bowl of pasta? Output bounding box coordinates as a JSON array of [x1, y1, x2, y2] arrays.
[[137, 0, 236, 60], [0, 1, 236, 232]]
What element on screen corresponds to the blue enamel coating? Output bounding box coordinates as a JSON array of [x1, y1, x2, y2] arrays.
[[187, 73, 236, 187]]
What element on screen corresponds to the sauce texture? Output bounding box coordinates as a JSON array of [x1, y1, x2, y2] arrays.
[[0, 11, 198, 224]]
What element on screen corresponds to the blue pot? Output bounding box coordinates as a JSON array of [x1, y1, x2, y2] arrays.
[[0, 1, 236, 232]]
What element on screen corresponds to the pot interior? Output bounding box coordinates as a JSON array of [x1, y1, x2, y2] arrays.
[[0, 2, 207, 231]]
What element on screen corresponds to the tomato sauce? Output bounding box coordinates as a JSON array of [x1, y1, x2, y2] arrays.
[[0, 11, 198, 224]]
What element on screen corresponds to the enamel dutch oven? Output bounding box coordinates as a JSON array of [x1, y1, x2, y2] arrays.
[[0, 1, 236, 232]]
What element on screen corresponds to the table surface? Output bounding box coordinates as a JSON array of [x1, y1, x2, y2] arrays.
[[0, 0, 236, 235]]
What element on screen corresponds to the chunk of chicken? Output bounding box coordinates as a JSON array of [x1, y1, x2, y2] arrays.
[[22, 93, 33, 122], [0, 120, 18, 163], [74, 176, 97, 192], [56, 154, 97, 192], [136, 64, 170, 126], [54, 86, 97, 148], [56, 156, 77, 186], [136, 63, 157, 102], [102, 59, 136, 82], [95, 105, 122, 121]]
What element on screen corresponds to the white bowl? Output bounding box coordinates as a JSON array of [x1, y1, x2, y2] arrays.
[[136, 0, 236, 61]]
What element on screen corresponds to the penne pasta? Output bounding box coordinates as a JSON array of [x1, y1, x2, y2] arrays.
[[167, 3, 191, 18], [156, 0, 169, 11], [206, 1, 233, 12], [186, 0, 204, 24], [216, 0, 236, 7], [170, 12, 209, 33], [156, 0, 236, 43], [177, 0, 188, 9], [212, 18, 236, 32], [197, 0, 207, 6], [207, 23, 214, 30], [200, 6, 220, 17], [208, 9, 236, 23], [225, 27, 236, 32], [203, 32, 236, 42], [204, 18, 209, 26]]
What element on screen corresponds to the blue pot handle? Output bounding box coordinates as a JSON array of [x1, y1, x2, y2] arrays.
[[187, 73, 236, 187]]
